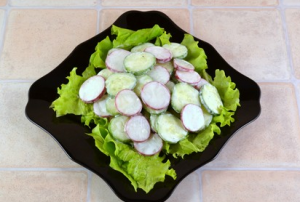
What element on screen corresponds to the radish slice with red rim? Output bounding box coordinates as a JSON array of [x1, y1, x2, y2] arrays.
[[93, 95, 112, 118], [79, 75, 106, 103], [115, 89, 142, 116], [134, 133, 163, 156], [175, 70, 201, 85], [141, 81, 170, 110], [147, 65, 170, 84], [144, 46, 172, 63], [181, 104, 205, 132], [173, 58, 195, 72], [125, 115, 151, 142], [105, 49, 130, 72], [195, 78, 209, 90]]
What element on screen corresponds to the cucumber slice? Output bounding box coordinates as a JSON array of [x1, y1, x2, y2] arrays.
[[171, 82, 201, 113], [199, 83, 223, 115], [150, 114, 159, 132], [105, 73, 136, 96], [131, 43, 155, 52], [97, 68, 114, 80], [163, 43, 188, 59], [105, 96, 119, 116], [202, 106, 213, 127], [144, 105, 167, 115], [108, 115, 131, 142], [124, 52, 156, 75], [156, 113, 188, 144], [133, 74, 153, 97], [165, 81, 175, 93]]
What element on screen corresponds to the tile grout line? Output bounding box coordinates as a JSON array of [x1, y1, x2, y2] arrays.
[[277, 0, 300, 120]]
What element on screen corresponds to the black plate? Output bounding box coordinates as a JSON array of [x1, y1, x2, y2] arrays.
[[25, 10, 261, 202]]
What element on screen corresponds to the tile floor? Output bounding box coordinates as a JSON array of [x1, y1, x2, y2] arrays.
[[1, 0, 300, 201]]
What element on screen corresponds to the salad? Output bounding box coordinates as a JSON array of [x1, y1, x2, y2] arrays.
[[50, 24, 240, 193]]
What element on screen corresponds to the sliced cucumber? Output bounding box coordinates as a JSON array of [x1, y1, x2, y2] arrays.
[[133, 74, 153, 97], [156, 113, 188, 144], [202, 106, 213, 127], [105, 96, 119, 116], [199, 83, 223, 115], [150, 114, 159, 132], [124, 52, 156, 75], [105, 73, 136, 96], [97, 68, 114, 80], [171, 82, 201, 113], [131, 43, 155, 52], [163, 43, 188, 59], [108, 115, 131, 142], [144, 105, 167, 115], [165, 81, 175, 93]]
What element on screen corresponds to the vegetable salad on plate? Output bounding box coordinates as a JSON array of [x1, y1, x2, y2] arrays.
[[51, 24, 240, 193]]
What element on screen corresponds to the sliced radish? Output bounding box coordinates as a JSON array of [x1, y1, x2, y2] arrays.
[[195, 79, 209, 90], [147, 65, 170, 84], [105, 49, 130, 73], [181, 104, 205, 132], [175, 70, 201, 85], [141, 81, 170, 110], [93, 95, 112, 118], [173, 58, 195, 72], [134, 133, 163, 156], [115, 89, 142, 116], [79, 75, 106, 103], [144, 46, 172, 63], [125, 115, 151, 142]]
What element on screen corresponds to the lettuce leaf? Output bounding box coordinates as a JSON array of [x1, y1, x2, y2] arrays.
[[111, 24, 164, 49], [154, 31, 171, 46], [89, 124, 176, 193], [181, 34, 208, 72], [89, 36, 113, 68]]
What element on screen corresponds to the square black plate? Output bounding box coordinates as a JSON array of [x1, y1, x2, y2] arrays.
[[25, 10, 261, 202]]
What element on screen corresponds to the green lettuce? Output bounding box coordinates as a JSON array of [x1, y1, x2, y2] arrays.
[[89, 36, 113, 68], [88, 124, 176, 193], [154, 31, 171, 46], [181, 34, 208, 72], [111, 24, 164, 49]]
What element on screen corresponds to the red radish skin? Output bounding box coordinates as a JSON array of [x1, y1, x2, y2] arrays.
[[105, 49, 131, 73], [79, 75, 106, 103], [141, 81, 170, 110], [134, 133, 163, 156], [175, 70, 201, 85], [195, 79, 209, 90], [173, 58, 195, 72], [125, 115, 151, 142], [181, 104, 205, 132], [144, 46, 172, 63], [115, 89, 142, 116], [147, 65, 170, 85]]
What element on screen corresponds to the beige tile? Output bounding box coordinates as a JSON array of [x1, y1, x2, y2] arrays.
[[205, 83, 300, 168], [90, 172, 201, 202], [0, 10, 4, 34], [192, 0, 278, 6], [0, 171, 87, 202], [202, 170, 300, 202], [101, 0, 187, 7], [90, 173, 123, 202], [193, 9, 290, 80], [166, 172, 201, 202], [286, 9, 300, 79], [283, 0, 300, 5], [10, 0, 97, 6], [0, 9, 97, 80], [0, 83, 79, 167], [0, 0, 6, 6], [99, 9, 190, 33]]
